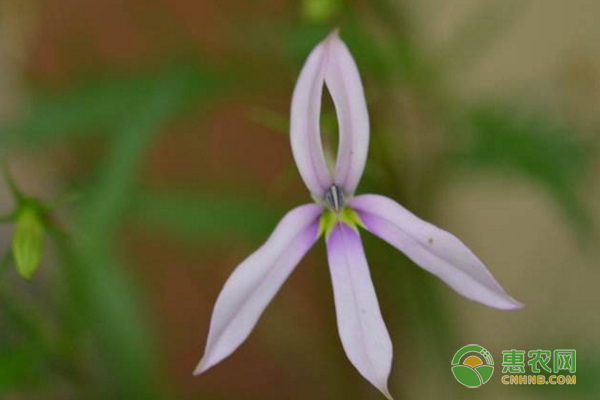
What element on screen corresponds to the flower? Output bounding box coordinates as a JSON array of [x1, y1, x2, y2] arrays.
[[194, 31, 523, 399]]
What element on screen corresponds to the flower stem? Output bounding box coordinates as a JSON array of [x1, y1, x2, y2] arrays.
[[2, 160, 24, 202]]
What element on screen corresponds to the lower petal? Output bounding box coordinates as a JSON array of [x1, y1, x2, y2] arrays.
[[326, 223, 394, 399], [195, 204, 322, 374], [350, 194, 523, 310]]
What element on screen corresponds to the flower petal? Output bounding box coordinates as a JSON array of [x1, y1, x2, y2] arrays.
[[350, 194, 523, 310], [195, 204, 323, 374], [291, 31, 370, 199], [290, 35, 333, 199], [326, 223, 393, 399], [325, 33, 370, 196]]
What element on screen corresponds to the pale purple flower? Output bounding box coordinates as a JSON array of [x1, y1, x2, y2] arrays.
[[194, 31, 523, 398]]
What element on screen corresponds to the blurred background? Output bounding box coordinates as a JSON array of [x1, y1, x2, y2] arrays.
[[0, 0, 598, 399]]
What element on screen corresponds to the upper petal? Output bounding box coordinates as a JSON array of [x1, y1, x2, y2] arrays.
[[325, 33, 370, 196], [291, 31, 370, 199], [350, 194, 523, 310], [195, 204, 323, 374], [290, 35, 333, 199], [326, 223, 394, 399]]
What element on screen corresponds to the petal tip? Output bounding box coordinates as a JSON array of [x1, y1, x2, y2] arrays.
[[490, 295, 525, 310], [193, 357, 210, 376], [506, 298, 525, 310], [381, 387, 394, 400], [326, 28, 340, 41]]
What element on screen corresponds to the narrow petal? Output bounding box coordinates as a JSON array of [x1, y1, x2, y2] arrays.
[[350, 194, 523, 310], [291, 31, 370, 199], [326, 223, 393, 399], [325, 32, 370, 196], [195, 204, 323, 374], [290, 36, 333, 199]]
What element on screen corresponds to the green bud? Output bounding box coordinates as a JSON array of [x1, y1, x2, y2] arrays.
[[12, 205, 45, 280], [302, 0, 342, 23]]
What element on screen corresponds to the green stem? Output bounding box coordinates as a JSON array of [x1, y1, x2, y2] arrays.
[[2, 160, 24, 202]]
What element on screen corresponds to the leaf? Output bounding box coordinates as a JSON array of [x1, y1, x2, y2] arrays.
[[456, 106, 594, 235], [0, 63, 216, 148], [55, 63, 216, 400], [131, 190, 282, 242], [71, 101, 177, 399]]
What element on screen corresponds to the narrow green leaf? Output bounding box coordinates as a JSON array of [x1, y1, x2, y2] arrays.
[[0, 63, 216, 148], [131, 190, 282, 241], [58, 63, 215, 399]]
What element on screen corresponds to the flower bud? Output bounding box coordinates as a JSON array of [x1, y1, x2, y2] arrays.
[[12, 205, 45, 280]]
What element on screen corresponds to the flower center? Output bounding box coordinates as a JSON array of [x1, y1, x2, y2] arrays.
[[325, 185, 344, 213]]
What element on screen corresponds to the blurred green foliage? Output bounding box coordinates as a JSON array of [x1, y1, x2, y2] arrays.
[[0, 64, 215, 148], [457, 106, 593, 233], [1, 62, 219, 399], [132, 190, 281, 242]]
